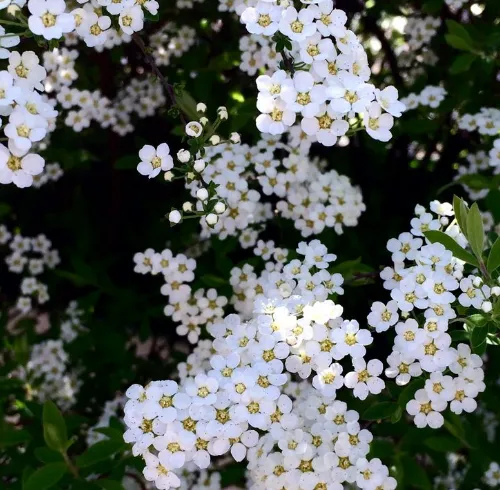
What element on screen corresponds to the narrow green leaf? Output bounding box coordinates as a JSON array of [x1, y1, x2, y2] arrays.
[[24, 462, 67, 490], [0, 425, 31, 448], [471, 326, 488, 350], [446, 20, 474, 45], [76, 440, 125, 468], [445, 34, 474, 52], [424, 435, 462, 452], [34, 447, 65, 464], [450, 53, 476, 74], [363, 402, 399, 421], [466, 203, 484, 259], [424, 230, 478, 266], [453, 195, 468, 237], [487, 237, 500, 273], [43, 401, 68, 453]]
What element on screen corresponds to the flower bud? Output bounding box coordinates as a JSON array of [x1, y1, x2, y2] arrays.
[[164, 171, 174, 181], [182, 202, 193, 212], [197, 188, 209, 201], [206, 213, 218, 225], [168, 210, 181, 224], [473, 277, 482, 287], [177, 149, 191, 163], [196, 103, 207, 113], [194, 159, 206, 173], [214, 202, 226, 214], [492, 286, 500, 296], [230, 132, 241, 144], [482, 301, 493, 313], [210, 135, 221, 145]]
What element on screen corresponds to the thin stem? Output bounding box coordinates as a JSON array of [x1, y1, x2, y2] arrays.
[[63, 452, 79, 479], [125, 472, 147, 490], [279, 49, 295, 75], [132, 33, 187, 126], [0, 19, 25, 27]]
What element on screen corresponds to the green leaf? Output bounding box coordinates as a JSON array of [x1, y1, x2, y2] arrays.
[[24, 462, 67, 490], [423, 230, 478, 266], [0, 425, 31, 448], [466, 203, 484, 259], [0, 202, 11, 218], [471, 325, 488, 351], [453, 195, 469, 237], [424, 435, 462, 452], [97, 480, 125, 490], [450, 53, 477, 74], [43, 401, 68, 453], [92, 427, 125, 441], [362, 402, 399, 421], [34, 447, 65, 464], [200, 274, 227, 287], [445, 34, 474, 52], [466, 314, 488, 328], [446, 20, 474, 45], [401, 455, 432, 489], [76, 440, 125, 468], [487, 237, 500, 273]]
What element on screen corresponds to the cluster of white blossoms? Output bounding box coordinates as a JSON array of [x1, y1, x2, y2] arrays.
[[404, 16, 440, 50], [238, 33, 281, 76], [457, 108, 500, 137], [238, 0, 405, 143], [0, 226, 60, 313], [149, 22, 197, 67], [369, 201, 488, 429], [124, 239, 403, 490], [485, 462, 500, 487], [31, 161, 63, 187], [454, 150, 493, 201], [60, 300, 88, 343], [87, 394, 125, 446], [0, 0, 163, 188], [133, 247, 228, 345], [445, 0, 468, 10], [183, 132, 365, 243], [401, 86, 447, 111], [16, 337, 80, 409]]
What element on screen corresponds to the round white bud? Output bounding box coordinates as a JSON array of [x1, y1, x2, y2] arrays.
[[194, 159, 206, 173], [182, 202, 193, 212], [230, 132, 241, 144], [491, 286, 500, 296], [210, 135, 221, 145], [177, 149, 191, 163], [482, 301, 493, 313], [196, 103, 207, 113], [200, 117, 209, 126], [197, 188, 209, 201], [168, 210, 182, 224], [473, 277, 483, 287], [164, 171, 174, 181], [206, 213, 218, 225], [214, 202, 226, 214]]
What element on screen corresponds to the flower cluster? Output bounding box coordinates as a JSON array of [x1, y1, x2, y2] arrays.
[[239, 0, 405, 143], [369, 201, 487, 428], [0, 226, 60, 313], [60, 300, 88, 343], [124, 240, 401, 490], [134, 247, 228, 345], [404, 16, 440, 50], [458, 108, 500, 137], [401, 86, 447, 111], [149, 22, 197, 67]]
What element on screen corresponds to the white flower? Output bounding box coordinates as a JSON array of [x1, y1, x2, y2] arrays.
[[240, 2, 283, 36], [28, 0, 75, 41], [137, 144, 174, 179], [0, 143, 44, 188], [375, 86, 406, 117], [256, 97, 296, 135], [364, 102, 394, 142], [406, 388, 446, 428], [185, 121, 203, 137], [344, 358, 385, 400], [119, 2, 144, 35], [279, 6, 316, 42]]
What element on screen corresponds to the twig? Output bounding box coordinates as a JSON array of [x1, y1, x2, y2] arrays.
[[280, 49, 295, 75], [363, 15, 405, 88], [132, 33, 187, 126], [125, 472, 147, 490]]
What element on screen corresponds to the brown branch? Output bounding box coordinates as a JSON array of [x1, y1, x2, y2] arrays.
[[132, 33, 187, 126], [125, 472, 147, 490]]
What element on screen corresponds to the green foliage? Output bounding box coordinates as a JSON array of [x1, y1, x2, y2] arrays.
[[43, 401, 68, 453]]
